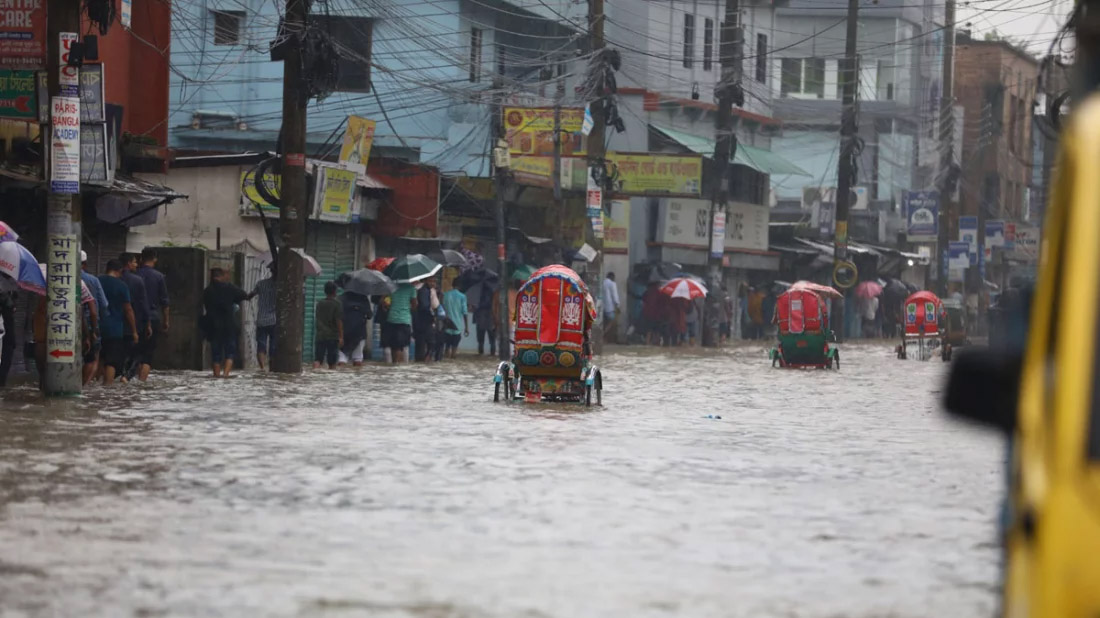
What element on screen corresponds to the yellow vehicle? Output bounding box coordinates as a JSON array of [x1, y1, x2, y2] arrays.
[[946, 93, 1100, 616]]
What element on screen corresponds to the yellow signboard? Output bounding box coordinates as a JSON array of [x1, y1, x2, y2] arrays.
[[511, 155, 555, 188], [503, 106, 586, 156], [608, 153, 702, 196], [339, 115, 376, 169], [603, 199, 630, 252], [316, 167, 358, 223], [240, 170, 280, 215]]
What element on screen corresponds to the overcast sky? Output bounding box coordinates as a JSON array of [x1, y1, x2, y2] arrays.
[[958, 0, 1074, 56]]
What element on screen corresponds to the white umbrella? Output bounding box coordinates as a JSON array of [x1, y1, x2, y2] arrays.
[[659, 277, 708, 300], [257, 248, 323, 276]]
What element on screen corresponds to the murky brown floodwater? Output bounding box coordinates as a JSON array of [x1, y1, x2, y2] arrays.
[[0, 343, 1002, 617]]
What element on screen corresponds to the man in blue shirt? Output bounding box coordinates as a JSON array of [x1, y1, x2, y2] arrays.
[[441, 285, 468, 359], [98, 260, 138, 386], [136, 248, 170, 381], [80, 251, 108, 385], [120, 253, 151, 379]]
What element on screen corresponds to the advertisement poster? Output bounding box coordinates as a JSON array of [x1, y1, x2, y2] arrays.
[[1005, 222, 1017, 250], [0, 0, 46, 68], [726, 201, 770, 252], [503, 106, 586, 156], [79, 123, 109, 184], [818, 201, 834, 238], [120, 0, 131, 27], [239, 170, 280, 215], [78, 63, 103, 122], [603, 199, 630, 253], [656, 198, 710, 248], [58, 32, 77, 96], [958, 215, 978, 264], [511, 155, 555, 189], [45, 234, 79, 363], [49, 96, 79, 193], [607, 153, 702, 196], [0, 69, 35, 119], [338, 115, 375, 171], [948, 241, 969, 282], [905, 190, 939, 241], [985, 220, 1005, 248], [710, 210, 726, 258], [315, 167, 357, 223]]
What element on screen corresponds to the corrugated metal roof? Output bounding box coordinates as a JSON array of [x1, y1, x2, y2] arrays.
[[650, 123, 813, 177]]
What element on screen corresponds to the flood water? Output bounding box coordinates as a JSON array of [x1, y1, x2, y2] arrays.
[[0, 343, 1002, 617]]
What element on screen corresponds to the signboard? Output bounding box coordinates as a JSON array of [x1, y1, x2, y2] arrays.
[[656, 198, 710, 248], [958, 215, 978, 265], [948, 241, 970, 282], [1009, 225, 1040, 261], [239, 170, 280, 215], [604, 199, 629, 253], [314, 166, 357, 223], [338, 115, 375, 171], [725, 201, 769, 252], [78, 63, 103, 122], [710, 210, 725, 258], [1005, 222, 1017, 250], [79, 123, 109, 184], [985, 220, 1005, 248], [0, 69, 34, 119], [818, 201, 834, 238], [120, 0, 132, 28], [607, 152, 702, 196], [49, 96, 79, 193], [512, 155, 555, 189], [58, 32, 77, 96], [905, 190, 939, 241], [0, 0, 46, 68], [503, 106, 586, 156], [586, 172, 601, 218], [45, 234, 79, 363]]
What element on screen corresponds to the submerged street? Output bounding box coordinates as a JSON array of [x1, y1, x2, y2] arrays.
[[0, 343, 1002, 617]]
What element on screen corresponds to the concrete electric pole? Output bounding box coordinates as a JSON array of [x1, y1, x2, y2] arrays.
[[832, 0, 860, 341], [936, 0, 956, 296]]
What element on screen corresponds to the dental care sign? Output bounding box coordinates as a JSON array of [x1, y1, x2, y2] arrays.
[[0, 0, 47, 68], [49, 96, 79, 193]]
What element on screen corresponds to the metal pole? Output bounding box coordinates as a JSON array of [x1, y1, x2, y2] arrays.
[[587, 0, 606, 352], [708, 0, 743, 347], [936, 0, 956, 296], [271, 0, 309, 373], [43, 0, 83, 395], [493, 78, 511, 361], [833, 0, 860, 342]]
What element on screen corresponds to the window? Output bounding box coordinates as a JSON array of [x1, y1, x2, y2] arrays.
[[212, 10, 245, 46], [780, 58, 825, 98], [683, 14, 694, 69], [310, 15, 373, 92], [469, 27, 482, 83], [876, 59, 895, 101], [756, 34, 768, 83], [703, 18, 714, 71]]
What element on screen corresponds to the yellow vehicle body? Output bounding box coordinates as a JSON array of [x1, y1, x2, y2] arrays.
[[1004, 93, 1100, 617]]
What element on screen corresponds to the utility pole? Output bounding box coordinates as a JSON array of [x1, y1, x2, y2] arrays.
[[832, 0, 860, 342], [271, 0, 309, 373], [936, 0, 956, 296], [587, 0, 606, 350], [552, 93, 563, 243], [708, 0, 743, 347], [492, 78, 511, 361], [43, 0, 83, 395]]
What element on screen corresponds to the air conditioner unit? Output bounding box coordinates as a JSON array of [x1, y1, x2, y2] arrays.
[[802, 186, 836, 210], [851, 186, 869, 210]]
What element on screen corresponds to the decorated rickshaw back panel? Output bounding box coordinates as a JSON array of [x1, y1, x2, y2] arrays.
[[775, 290, 824, 335], [514, 272, 592, 374], [904, 291, 943, 336]]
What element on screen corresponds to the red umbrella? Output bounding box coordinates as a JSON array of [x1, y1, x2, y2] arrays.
[[659, 277, 708, 299], [855, 280, 884, 299], [789, 280, 843, 299], [366, 257, 394, 271]]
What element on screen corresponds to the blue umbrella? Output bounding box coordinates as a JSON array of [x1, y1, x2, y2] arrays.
[[0, 241, 45, 292]]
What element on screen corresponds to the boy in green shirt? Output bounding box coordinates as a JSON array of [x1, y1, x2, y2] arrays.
[[314, 281, 343, 369]]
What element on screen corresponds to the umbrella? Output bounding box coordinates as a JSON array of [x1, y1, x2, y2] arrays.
[[0, 220, 18, 242], [659, 277, 708, 300], [510, 264, 537, 281], [384, 254, 441, 283], [789, 280, 843, 299], [0, 242, 46, 292], [855, 280, 884, 299], [459, 247, 483, 273], [257, 248, 323, 276], [454, 267, 499, 293], [337, 268, 397, 297], [429, 249, 467, 268], [366, 256, 395, 272]]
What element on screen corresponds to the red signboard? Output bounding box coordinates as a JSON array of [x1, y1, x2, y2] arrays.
[[0, 0, 47, 68]]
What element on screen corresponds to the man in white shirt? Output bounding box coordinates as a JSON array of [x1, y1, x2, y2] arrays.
[[602, 272, 621, 344]]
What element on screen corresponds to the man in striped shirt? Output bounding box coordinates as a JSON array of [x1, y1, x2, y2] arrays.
[[252, 266, 277, 370]]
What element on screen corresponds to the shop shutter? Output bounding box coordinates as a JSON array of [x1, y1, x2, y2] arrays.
[[303, 222, 358, 360]]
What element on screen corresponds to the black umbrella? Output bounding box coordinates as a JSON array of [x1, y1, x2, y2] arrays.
[[337, 268, 397, 297], [454, 267, 500, 293], [429, 249, 468, 268]]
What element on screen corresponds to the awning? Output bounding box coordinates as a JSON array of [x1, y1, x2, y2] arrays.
[[794, 237, 880, 256], [769, 242, 819, 256], [92, 174, 188, 227], [357, 174, 391, 191], [651, 124, 812, 177]]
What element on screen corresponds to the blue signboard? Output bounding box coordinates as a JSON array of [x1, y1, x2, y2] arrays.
[[958, 215, 978, 265], [905, 191, 939, 241]]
